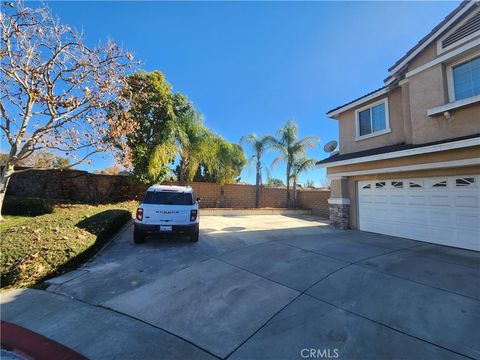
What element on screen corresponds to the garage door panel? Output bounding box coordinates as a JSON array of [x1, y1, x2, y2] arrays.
[[430, 195, 450, 207], [454, 195, 478, 208], [455, 213, 479, 228], [430, 211, 452, 226], [408, 209, 429, 223], [359, 195, 373, 203], [358, 175, 479, 251], [408, 195, 427, 206], [430, 227, 455, 243], [374, 195, 389, 204], [390, 195, 406, 205], [389, 208, 406, 221]]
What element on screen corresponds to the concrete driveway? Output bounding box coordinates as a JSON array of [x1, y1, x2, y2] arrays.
[[2, 215, 479, 359]]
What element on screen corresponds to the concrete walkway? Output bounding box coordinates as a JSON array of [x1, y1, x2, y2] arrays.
[[2, 215, 479, 359]]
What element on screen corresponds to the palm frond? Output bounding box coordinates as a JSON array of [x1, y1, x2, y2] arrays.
[[271, 155, 285, 169]]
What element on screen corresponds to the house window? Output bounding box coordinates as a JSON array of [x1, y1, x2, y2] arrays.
[[409, 181, 423, 188], [456, 177, 475, 187], [452, 56, 480, 101], [356, 100, 389, 139], [432, 180, 447, 188], [375, 182, 386, 189], [391, 181, 403, 189]]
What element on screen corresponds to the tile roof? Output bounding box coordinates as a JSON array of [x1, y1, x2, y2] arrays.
[[316, 134, 480, 166]]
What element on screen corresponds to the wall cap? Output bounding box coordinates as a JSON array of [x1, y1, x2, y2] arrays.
[[328, 198, 351, 205]]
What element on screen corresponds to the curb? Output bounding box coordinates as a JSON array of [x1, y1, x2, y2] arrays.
[[1, 321, 87, 360]]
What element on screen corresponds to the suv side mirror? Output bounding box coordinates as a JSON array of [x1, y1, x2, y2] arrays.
[[196, 197, 202, 203]]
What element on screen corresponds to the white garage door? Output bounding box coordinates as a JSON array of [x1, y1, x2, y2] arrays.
[[358, 175, 480, 251]]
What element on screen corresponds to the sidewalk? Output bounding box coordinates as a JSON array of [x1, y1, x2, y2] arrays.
[[1, 289, 215, 360]]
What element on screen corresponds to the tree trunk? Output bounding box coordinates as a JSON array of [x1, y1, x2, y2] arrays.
[[0, 163, 15, 222], [255, 159, 261, 208], [178, 157, 188, 185], [286, 162, 291, 208], [293, 178, 297, 209]]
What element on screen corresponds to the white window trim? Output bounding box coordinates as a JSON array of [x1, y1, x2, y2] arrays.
[[436, 8, 480, 55], [446, 52, 480, 102], [355, 98, 390, 141], [427, 94, 480, 116]]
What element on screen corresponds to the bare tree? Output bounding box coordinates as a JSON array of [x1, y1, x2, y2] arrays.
[[0, 2, 137, 219]]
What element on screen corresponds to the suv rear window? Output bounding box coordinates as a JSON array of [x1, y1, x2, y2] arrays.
[[143, 191, 194, 205]]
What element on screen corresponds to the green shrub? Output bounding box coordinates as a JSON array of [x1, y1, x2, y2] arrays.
[[2, 197, 53, 217]]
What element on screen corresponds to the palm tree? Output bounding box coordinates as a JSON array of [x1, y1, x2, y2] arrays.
[[271, 120, 319, 208], [175, 109, 211, 185], [290, 157, 318, 208], [240, 134, 273, 208]]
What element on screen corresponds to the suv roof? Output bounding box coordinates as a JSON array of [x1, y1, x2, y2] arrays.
[[147, 184, 193, 193]]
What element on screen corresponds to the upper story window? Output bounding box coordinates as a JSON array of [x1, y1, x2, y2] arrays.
[[355, 99, 390, 140], [451, 55, 480, 101]]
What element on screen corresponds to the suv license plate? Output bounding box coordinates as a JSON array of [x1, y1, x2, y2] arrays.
[[160, 226, 172, 232]]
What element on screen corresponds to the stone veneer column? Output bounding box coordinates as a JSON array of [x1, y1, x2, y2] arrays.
[[328, 177, 350, 230], [328, 199, 350, 229]]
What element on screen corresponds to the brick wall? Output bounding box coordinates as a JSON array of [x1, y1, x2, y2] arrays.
[[188, 182, 221, 208], [297, 189, 330, 217], [6, 169, 330, 213], [224, 184, 256, 208]]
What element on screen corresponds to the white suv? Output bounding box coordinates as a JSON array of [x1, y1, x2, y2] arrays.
[[134, 185, 200, 244]]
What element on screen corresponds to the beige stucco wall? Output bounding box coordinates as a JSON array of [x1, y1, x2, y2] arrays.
[[334, 15, 480, 155], [338, 87, 405, 154], [336, 56, 480, 155], [407, 59, 480, 145]]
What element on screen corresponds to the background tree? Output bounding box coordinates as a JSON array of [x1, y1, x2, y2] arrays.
[[267, 177, 285, 188], [175, 107, 213, 185], [202, 136, 246, 184], [118, 70, 178, 184], [121, 70, 246, 185], [305, 179, 316, 189], [290, 157, 317, 207], [271, 120, 319, 208], [0, 151, 70, 169], [240, 134, 272, 208], [0, 2, 136, 220], [95, 165, 124, 175]]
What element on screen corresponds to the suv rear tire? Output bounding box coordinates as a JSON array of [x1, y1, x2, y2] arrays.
[[134, 228, 145, 244], [190, 230, 199, 242]]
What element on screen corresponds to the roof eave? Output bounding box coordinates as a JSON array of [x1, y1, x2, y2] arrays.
[[326, 86, 391, 118]]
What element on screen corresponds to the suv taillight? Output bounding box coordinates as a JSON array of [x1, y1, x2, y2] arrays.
[[136, 208, 144, 221], [190, 210, 198, 222]]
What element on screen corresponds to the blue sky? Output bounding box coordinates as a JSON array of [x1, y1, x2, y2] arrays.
[[42, 1, 458, 186]]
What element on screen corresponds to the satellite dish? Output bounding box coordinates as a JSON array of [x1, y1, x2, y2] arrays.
[[323, 140, 338, 153]]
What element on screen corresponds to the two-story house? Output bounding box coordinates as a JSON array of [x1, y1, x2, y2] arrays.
[[318, 1, 480, 251]]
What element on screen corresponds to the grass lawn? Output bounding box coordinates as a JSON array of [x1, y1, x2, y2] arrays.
[[0, 215, 31, 232], [1, 201, 138, 289]]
